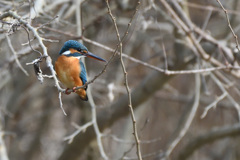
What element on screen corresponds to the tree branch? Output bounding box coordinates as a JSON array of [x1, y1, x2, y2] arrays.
[[177, 123, 240, 160]]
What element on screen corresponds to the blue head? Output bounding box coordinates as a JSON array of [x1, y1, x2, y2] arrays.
[[59, 40, 88, 55], [59, 40, 106, 62]]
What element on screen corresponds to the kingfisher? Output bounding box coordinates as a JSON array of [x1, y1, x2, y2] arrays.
[[55, 40, 106, 101]]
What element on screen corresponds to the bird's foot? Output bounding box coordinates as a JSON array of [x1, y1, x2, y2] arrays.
[[65, 87, 78, 95], [72, 87, 77, 93], [65, 88, 71, 95]]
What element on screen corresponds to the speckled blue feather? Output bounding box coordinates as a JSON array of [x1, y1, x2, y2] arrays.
[[79, 60, 87, 86], [59, 40, 88, 55]]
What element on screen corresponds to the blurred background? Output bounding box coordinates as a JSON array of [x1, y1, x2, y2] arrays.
[[1, 0, 240, 160]]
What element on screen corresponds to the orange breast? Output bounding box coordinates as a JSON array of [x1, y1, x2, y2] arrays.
[[55, 56, 83, 89]]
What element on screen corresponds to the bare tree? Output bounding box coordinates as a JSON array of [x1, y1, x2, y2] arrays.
[[1, 0, 240, 160]]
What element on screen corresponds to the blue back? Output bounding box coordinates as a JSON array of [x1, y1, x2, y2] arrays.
[[79, 60, 87, 87]]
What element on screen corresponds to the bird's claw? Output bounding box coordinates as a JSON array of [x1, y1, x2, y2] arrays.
[[65, 88, 71, 95], [65, 87, 77, 95], [72, 87, 77, 93]]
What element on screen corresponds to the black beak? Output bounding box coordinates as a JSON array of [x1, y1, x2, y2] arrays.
[[84, 51, 106, 62]]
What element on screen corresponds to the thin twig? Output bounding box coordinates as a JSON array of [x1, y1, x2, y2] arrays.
[[102, 134, 161, 144], [78, 0, 108, 159], [64, 121, 93, 143], [5, 34, 29, 76], [164, 65, 201, 159], [162, 41, 168, 71], [123, 150, 163, 160], [201, 92, 228, 119], [216, 0, 240, 53], [159, 0, 240, 78], [197, 8, 212, 42], [180, 1, 240, 16], [120, 144, 135, 160], [210, 73, 240, 121], [0, 11, 67, 114], [58, 92, 67, 116], [105, 1, 142, 160], [36, 15, 59, 29], [88, 85, 108, 160]]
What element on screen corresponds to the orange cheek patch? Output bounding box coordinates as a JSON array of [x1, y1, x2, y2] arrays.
[[69, 48, 78, 53]]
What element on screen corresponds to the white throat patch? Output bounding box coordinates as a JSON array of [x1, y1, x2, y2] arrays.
[[75, 56, 86, 59]]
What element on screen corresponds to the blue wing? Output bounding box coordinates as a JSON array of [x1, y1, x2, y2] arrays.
[[79, 60, 87, 88]]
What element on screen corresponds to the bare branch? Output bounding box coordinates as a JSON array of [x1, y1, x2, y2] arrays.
[[64, 121, 93, 143], [200, 92, 228, 119], [40, 27, 240, 77], [58, 92, 67, 116], [88, 85, 109, 159], [216, 0, 240, 53], [163, 65, 201, 159], [5, 34, 29, 76], [105, 1, 142, 159], [159, 0, 240, 78], [177, 123, 240, 160], [210, 73, 240, 121]]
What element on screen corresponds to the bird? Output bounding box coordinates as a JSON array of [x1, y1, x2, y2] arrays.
[[55, 40, 106, 101]]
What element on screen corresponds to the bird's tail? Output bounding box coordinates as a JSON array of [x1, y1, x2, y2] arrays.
[[76, 89, 88, 101]]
